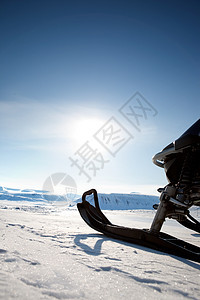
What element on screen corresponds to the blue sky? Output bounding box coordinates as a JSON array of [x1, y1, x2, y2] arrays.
[[0, 0, 200, 195]]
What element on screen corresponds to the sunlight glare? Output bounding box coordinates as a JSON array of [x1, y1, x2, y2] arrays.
[[68, 116, 105, 147]]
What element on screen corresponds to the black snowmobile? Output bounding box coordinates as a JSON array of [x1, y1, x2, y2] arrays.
[[77, 119, 200, 263]]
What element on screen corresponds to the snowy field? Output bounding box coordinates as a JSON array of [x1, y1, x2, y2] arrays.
[[0, 190, 200, 300]]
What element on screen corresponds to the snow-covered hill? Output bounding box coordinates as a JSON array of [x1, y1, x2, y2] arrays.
[[0, 187, 78, 207], [0, 187, 159, 210], [77, 192, 159, 210]]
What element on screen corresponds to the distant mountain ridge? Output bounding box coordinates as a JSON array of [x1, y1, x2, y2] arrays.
[[76, 192, 159, 210], [0, 186, 159, 210]]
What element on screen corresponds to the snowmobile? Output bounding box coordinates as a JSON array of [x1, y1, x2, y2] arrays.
[[77, 119, 200, 263]]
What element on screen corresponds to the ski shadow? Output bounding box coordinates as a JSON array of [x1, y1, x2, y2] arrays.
[[74, 233, 200, 270], [191, 233, 200, 237], [172, 256, 200, 270], [74, 233, 107, 256], [74, 233, 160, 257]]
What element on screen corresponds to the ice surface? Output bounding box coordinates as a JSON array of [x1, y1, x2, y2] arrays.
[[0, 188, 200, 299]]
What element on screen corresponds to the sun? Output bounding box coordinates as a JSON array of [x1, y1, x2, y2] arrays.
[[68, 116, 105, 147]]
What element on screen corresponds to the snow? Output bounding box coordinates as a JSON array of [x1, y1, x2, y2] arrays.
[[0, 189, 200, 299], [0, 187, 159, 210], [78, 192, 159, 210]]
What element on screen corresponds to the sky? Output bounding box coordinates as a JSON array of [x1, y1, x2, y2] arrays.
[[0, 0, 200, 196]]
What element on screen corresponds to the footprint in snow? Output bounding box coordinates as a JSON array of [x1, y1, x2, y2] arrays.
[[0, 249, 7, 254]]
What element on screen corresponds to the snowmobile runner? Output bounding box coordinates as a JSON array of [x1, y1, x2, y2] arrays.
[[77, 119, 200, 263]]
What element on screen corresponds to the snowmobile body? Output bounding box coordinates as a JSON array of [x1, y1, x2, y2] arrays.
[[77, 119, 200, 263]]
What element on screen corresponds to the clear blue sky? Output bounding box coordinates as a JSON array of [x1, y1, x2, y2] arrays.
[[0, 0, 200, 195]]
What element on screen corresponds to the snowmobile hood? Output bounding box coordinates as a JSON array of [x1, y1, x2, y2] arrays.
[[152, 119, 200, 168], [175, 119, 200, 150]]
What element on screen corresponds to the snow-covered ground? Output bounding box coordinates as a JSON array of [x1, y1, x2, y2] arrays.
[[0, 189, 200, 299]]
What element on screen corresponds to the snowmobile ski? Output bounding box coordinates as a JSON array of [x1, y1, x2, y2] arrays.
[[77, 119, 200, 263], [77, 189, 200, 263]]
